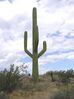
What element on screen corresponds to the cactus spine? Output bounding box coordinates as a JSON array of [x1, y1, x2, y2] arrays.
[[24, 7, 47, 81]]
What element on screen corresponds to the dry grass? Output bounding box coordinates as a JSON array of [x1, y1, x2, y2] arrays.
[[9, 73, 74, 99], [8, 75, 57, 99]]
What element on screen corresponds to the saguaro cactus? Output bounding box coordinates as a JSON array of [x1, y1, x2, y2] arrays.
[[24, 7, 47, 81]]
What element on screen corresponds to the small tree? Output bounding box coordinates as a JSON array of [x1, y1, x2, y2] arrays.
[[0, 64, 20, 93]]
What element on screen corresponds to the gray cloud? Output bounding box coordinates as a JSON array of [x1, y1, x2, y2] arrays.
[[0, 0, 74, 71]]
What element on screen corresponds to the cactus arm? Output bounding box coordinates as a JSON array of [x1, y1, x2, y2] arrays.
[[24, 31, 33, 58], [38, 41, 47, 58]]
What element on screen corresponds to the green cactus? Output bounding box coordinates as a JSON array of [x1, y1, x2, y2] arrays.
[[24, 7, 47, 81]]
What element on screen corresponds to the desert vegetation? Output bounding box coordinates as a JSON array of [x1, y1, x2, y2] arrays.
[[0, 64, 74, 99]]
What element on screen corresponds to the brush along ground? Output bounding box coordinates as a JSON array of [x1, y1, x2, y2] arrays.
[[9, 75, 55, 99], [9, 82, 58, 99], [9, 74, 74, 99]]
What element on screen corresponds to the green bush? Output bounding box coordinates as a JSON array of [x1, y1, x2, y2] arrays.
[[0, 64, 20, 93]]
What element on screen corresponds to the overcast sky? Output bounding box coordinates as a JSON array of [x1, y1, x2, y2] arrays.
[[0, 0, 74, 74]]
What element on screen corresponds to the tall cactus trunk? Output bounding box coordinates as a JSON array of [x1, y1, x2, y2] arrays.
[[32, 8, 39, 81], [32, 54, 38, 81], [24, 7, 47, 81]]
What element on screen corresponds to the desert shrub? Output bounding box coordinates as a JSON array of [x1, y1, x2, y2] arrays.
[[57, 70, 70, 85], [57, 69, 74, 84], [66, 69, 74, 78], [50, 87, 74, 99], [0, 64, 20, 93]]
